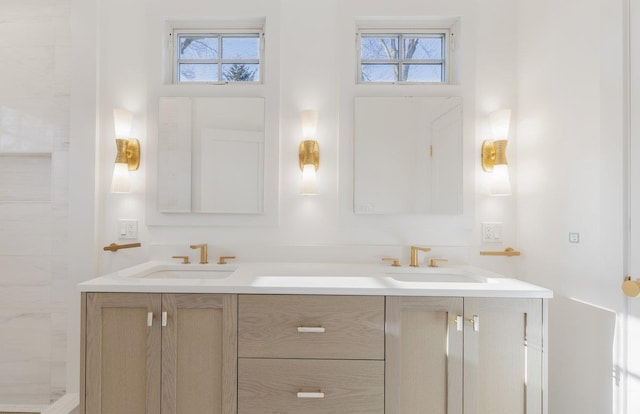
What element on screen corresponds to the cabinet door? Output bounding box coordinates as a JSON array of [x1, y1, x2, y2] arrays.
[[85, 293, 161, 414], [385, 297, 464, 414], [464, 298, 543, 414], [161, 294, 238, 414]]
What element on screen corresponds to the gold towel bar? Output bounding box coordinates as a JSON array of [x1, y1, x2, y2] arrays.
[[480, 247, 521, 257], [103, 242, 142, 252]]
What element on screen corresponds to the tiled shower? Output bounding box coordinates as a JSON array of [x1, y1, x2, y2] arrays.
[[0, 0, 70, 407]]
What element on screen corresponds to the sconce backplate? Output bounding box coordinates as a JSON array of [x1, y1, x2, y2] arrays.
[[126, 139, 140, 171], [482, 139, 508, 172], [481, 140, 496, 172], [299, 140, 319, 171], [115, 138, 140, 171]]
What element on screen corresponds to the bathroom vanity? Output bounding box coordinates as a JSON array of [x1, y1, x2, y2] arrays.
[[78, 262, 551, 414]]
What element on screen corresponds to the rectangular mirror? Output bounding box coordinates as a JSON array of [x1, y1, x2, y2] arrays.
[[158, 97, 265, 213], [354, 96, 463, 214]]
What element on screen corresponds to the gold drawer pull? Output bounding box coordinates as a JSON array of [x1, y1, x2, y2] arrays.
[[297, 391, 325, 399], [297, 326, 326, 333]]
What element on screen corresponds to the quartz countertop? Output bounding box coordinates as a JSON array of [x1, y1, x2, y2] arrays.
[[78, 261, 553, 298]]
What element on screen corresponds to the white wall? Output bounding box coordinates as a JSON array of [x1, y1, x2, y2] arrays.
[[93, 0, 520, 275], [63, 0, 523, 397], [516, 0, 625, 412]]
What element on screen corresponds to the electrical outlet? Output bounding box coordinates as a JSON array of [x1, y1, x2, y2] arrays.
[[569, 232, 580, 243], [118, 219, 138, 240], [481, 222, 503, 243]]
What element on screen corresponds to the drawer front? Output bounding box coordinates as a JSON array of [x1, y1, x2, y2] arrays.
[[238, 358, 384, 414], [238, 295, 384, 359]]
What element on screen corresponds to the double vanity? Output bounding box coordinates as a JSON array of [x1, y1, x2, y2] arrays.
[[78, 260, 552, 414]]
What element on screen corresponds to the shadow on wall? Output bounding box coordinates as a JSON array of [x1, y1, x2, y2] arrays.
[[548, 296, 616, 414]]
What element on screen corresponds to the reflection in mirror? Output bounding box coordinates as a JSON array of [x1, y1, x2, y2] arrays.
[[158, 97, 264, 213], [354, 97, 462, 214]]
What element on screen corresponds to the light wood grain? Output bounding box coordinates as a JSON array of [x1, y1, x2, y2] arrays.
[[464, 298, 543, 414], [238, 295, 384, 359], [238, 358, 384, 414], [385, 296, 463, 414], [162, 294, 237, 414], [85, 293, 161, 414]]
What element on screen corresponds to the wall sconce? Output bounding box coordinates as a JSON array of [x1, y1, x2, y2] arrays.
[[481, 109, 512, 196], [111, 109, 140, 193], [299, 110, 319, 195]]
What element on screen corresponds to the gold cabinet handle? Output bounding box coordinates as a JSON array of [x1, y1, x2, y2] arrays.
[[382, 257, 401, 267], [218, 255, 236, 265]]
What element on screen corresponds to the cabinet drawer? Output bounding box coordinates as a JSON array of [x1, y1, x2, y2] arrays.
[[238, 295, 384, 359], [238, 358, 384, 414]]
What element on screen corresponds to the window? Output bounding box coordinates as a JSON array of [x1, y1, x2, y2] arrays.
[[358, 30, 450, 83], [172, 30, 263, 83]]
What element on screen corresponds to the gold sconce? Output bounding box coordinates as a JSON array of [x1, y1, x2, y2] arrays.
[[111, 109, 140, 193], [299, 110, 319, 195], [481, 109, 512, 196]]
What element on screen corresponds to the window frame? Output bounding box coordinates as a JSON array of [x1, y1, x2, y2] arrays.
[[356, 28, 452, 85], [170, 28, 264, 85]]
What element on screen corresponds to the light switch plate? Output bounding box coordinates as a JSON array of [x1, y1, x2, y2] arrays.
[[481, 222, 503, 243], [569, 232, 580, 243], [118, 219, 138, 240]]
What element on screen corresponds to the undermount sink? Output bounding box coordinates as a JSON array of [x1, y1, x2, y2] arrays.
[[130, 265, 237, 280], [385, 267, 488, 283]]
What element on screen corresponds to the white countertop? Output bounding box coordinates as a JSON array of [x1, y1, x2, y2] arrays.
[[79, 261, 553, 298]]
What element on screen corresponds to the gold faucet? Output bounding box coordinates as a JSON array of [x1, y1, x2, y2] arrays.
[[190, 244, 208, 264], [410, 246, 431, 267]]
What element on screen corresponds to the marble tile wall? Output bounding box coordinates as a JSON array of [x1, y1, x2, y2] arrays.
[[0, 0, 70, 405]]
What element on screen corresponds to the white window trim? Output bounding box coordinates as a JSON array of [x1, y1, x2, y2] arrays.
[[166, 21, 265, 85], [356, 27, 455, 85]]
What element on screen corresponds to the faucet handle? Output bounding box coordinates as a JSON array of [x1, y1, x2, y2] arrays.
[[218, 256, 236, 265], [382, 257, 401, 267], [172, 255, 190, 264], [429, 258, 448, 268]]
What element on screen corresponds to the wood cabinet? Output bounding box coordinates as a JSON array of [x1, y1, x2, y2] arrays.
[[81, 292, 545, 414], [237, 295, 385, 414], [385, 296, 545, 414], [463, 298, 544, 414], [238, 294, 384, 359], [81, 293, 237, 414], [385, 296, 464, 414]]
